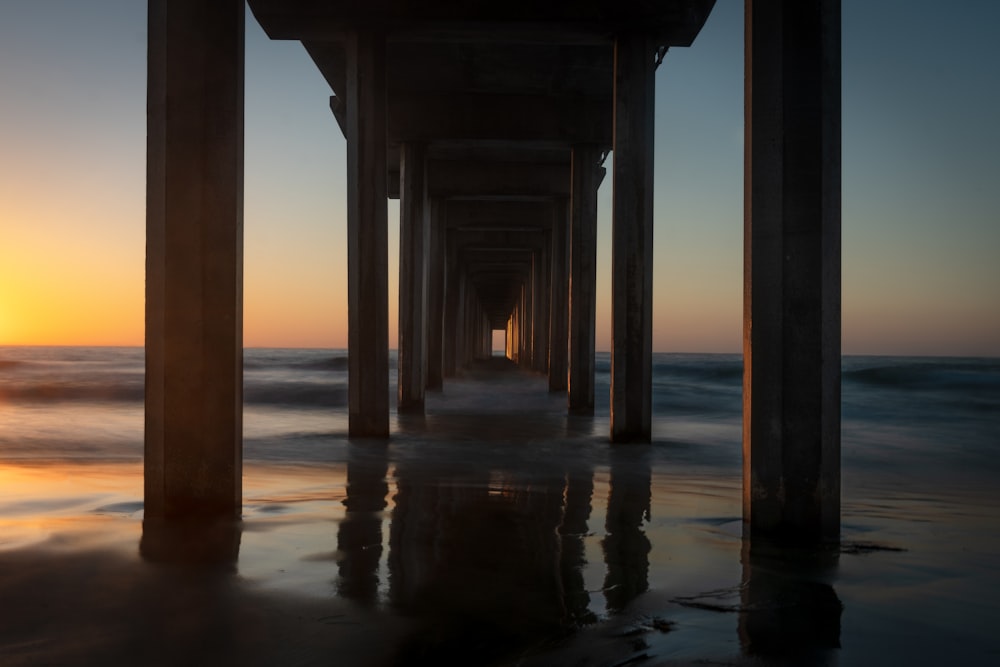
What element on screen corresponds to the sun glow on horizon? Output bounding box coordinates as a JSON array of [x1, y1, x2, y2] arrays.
[[0, 238, 144, 346]]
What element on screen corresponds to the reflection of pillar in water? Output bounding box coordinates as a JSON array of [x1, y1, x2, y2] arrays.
[[738, 540, 842, 662], [337, 445, 389, 604], [559, 467, 595, 624], [140, 518, 242, 567], [386, 464, 450, 612], [386, 463, 569, 661], [602, 447, 651, 613]]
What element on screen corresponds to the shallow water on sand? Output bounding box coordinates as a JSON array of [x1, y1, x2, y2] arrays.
[[1, 348, 999, 665]]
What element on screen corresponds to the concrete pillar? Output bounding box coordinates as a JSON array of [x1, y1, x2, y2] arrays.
[[610, 33, 655, 442], [569, 146, 602, 414], [480, 311, 490, 358], [346, 29, 389, 437], [426, 198, 445, 390], [548, 199, 569, 391], [145, 0, 244, 521], [397, 142, 429, 413], [744, 0, 841, 543], [443, 227, 460, 377], [532, 247, 549, 373], [462, 282, 475, 366], [506, 316, 514, 359], [480, 308, 489, 358], [520, 274, 533, 369], [509, 307, 519, 363], [455, 273, 468, 370]]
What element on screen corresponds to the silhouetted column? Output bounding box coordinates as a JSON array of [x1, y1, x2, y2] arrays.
[[611, 33, 655, 442], [532, 247, 548, 373], [145, 0, 244, 521], [398, 142, 429, 413], [506, 316, 514, 359], [548, 199, 569, 391], [443, 227, 460, 377], [509, 307, 519, 363], [481, 308, 490, 358], [426, 198, 445, 390], [520, 274, 533, 368], [346, 29, 389, 437], [455, 274, 468, 370], [744, 0, 841, 542], [569, 145, 602, 414], [463, 282, 476, 365]]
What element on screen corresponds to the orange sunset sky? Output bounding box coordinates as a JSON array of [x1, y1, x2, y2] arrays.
[[1, 1, 998, 356]]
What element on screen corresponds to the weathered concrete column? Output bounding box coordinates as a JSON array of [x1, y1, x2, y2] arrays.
[[455, 273, 468, 370], [569, 146, 602, 414], [506, 317, 514, 359], [443, 226, 460, 377], [532, 246, 549, 373], [426, 198, 446, 390], [611, 33, 655, 442], [744, 0, 841, 543], [520, 274, 533, 369], [346, 29, 389, 436], [145, 0, 244, 521], [548, 199, 569, 391], [480, 311, 490, 358], [509, 307, 519, 363], [397, 142, 429, 413], [463, 282, 476, 366]]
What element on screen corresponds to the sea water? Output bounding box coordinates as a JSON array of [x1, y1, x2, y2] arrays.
[[1, 347, 999, 664], [3, 347, 996, 475]]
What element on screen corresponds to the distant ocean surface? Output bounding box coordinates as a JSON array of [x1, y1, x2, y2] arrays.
[[1, 346, 998, 494]]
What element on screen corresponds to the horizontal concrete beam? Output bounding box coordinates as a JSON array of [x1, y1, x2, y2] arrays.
[[433, 160, 571, 198], [251, 1, 715, 46], [329, 91, 610, 148], [386, 160, 570, 200], [453, 232, 546, 250], [447, 200, 556, 227], [389, 92, 611, 145]]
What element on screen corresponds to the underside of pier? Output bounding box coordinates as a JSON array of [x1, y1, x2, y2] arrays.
[[145, 0, 841, 543]]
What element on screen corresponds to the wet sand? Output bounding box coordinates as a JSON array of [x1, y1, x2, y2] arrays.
[[1, 360, 998, 665]]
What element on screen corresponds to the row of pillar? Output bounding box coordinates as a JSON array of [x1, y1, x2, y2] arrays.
[[145, 0, 840, 543]]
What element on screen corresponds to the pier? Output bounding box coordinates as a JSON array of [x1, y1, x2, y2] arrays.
[[144, 0, 841, 542]]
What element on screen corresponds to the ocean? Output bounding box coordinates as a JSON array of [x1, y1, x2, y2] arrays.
[[2, 347, 997, 480], [1, 346, 998, 665]]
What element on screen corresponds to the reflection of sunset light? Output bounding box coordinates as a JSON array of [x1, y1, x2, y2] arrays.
[[487, 470, 517, 499], [0, 463, 143, 552]]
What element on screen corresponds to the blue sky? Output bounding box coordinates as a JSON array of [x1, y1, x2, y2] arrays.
[[1, 0, 998, 355]]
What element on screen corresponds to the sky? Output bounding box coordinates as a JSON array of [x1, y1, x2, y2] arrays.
[[1, 0, 998, 355]]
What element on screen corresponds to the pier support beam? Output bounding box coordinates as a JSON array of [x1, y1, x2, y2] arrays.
[[398, 142, 429, 413], [569, 146, 602, 414], [346, 29, 389, 436], [548, 199, 569, 391], [744, 0, 841, 542], [610, 33, 655, 442], [443, 226, 460, 377], [145, 0, 244, 520], [532, 246, 549, 374], [426, 199, 445, 390], [520, 273, 533, 369]]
